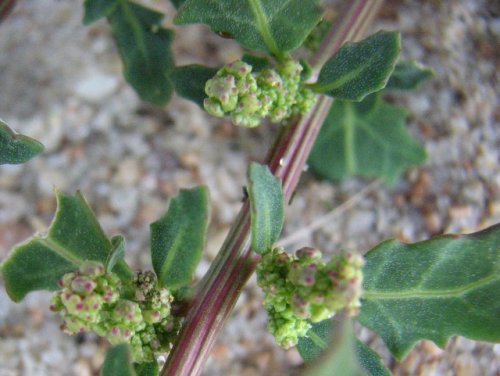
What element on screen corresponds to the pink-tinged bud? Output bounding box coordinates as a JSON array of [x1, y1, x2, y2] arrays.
[[111, 326, 120, 335], [71, 277, 97, 294], [296, 247, 322, 261], [58, 278, 65, 288]]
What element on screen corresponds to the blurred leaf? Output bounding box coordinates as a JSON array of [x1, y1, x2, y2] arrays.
[[299, 317, 364, 376], [108, 1, 174, 105], [0, 119, 43, 165], [170, 0, 186, 9], [312, 31, 400, 101], [247, 163, 284, 254], [134, 361, 158, 376], [308, 94, 426, 185], [101, 344, 135, 376], [0, 191, 132, 302], [385, 60, 434, 91], [358, 224, 500, 359], [175, 0, 322, 54], [83, 0, 119, 25], [171, 65, 218, 108], [106, 235, 126, 273], [298, 319, 391, 376], [150, 186, 209, 289]]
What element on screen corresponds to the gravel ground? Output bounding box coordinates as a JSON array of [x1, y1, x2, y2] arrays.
[[0, 0, 499, 375]]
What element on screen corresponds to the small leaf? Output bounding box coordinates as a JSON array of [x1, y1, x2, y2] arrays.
[[83, 0, 119, 25], [311, 31, 400, 101], [175, 0, 322, 54], [108, 2, 174, 105], [299, 317, 364, 376], [0, 191, 132, 302], [134, 361, 158, 376], [106, 235, 126, 273], [308, 95, 426, 185], [101, 344, 136, 376], [150, 186, 209, 289], [247, 163, 284, 254], [0, 119, 43, 165], [385, 60, 434, 91], [171, 65, 218, 108], [298, 319, 391, 376], [358, 224, 500, 359]]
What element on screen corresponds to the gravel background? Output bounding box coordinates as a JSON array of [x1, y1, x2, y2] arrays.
[[0, 0, 499, 375]]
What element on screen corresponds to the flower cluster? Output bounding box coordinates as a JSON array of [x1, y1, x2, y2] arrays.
[[204, 60, 317, 127], [256, 247, 364, 349], [50, 262, 179, 363]]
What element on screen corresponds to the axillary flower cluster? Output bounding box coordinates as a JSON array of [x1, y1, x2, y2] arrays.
[[50, 262, 179, 362], [256, 247, 364, 348], [204, 59, 317, 127]]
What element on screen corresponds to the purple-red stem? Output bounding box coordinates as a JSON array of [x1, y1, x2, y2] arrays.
[[161, 1, 383, 375]]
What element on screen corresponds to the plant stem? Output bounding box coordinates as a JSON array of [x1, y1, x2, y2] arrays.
[[161, 1, 383, 375]]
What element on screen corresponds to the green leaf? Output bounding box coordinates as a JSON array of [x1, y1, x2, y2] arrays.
[[308, 95, 426, 185], [358, 224, 500, 359], [108, 2, 174, 105], [101, 344, 136, 376], [0, 119, 43, 165], [298, 319, 391, 376], [299, 317, 364, 376], [241, 53, 270, 72], [150, 186, 209, 289], [171, 65, 218, 108], [247, 163, 284, 254], [311, 31, 400, 101], [106, 235, 126, 273], [134, 361, 158, 376], [171, 0, 186, 9], [0, 191, 132, 302], [175, 0, 322, 54], [83, 0, 119, 25], [385, 60, 434, 91]]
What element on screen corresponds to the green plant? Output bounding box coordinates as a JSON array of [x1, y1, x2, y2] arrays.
[[0, 1, 498, 375]]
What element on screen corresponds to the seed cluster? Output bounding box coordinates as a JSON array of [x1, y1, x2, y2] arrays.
[[256, 247, 364, 348], [204, 60, 317, 127], [50, 262, 179, 363]]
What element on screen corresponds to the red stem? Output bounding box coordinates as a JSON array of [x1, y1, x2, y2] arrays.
[[161, 1, 383, 375]]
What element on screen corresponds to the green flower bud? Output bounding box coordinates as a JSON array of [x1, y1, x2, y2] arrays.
[[204, 59, 317, 127], [257, 247, 365, 348]]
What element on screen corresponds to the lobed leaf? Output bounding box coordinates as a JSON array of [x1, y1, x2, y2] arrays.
[[171, 65, 218, 108], [0, 119, 43, 165], [108, 1, 174, 105], [298, 319, 391, 376], [311, 31, 400, 101], [299, 317, 364, 376], [175, 0, 322, 54], [247, 163, 284, 254], [0, 191, 132, 302], [83, 0, 119, 25], [150, 186, 209, 289], [385, 60, 434, 91], [101, 344, 136, 376], [358, 224, 500, 359], [308, 94, 426, 185]]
